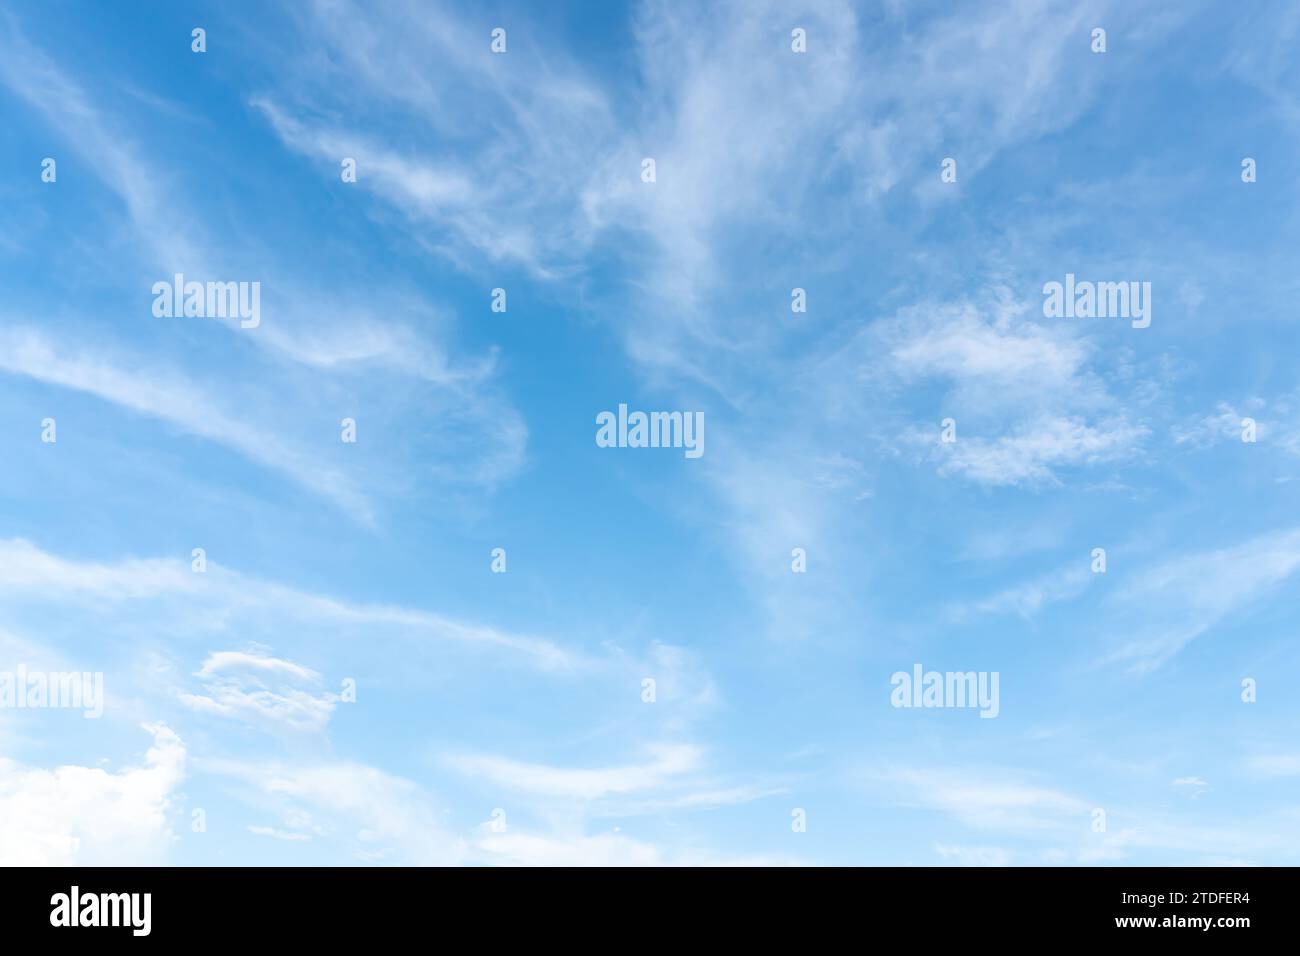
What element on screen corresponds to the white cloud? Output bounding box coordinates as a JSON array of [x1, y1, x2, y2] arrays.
[[0, 538, 197, 601], [0, 19, 204, 269], [1244, 754, 1300, 778], [0, 537, 581, 672], [472, 828, 793, 867], [879, 763, 1299, 864], [475, 830, 665, 867], [596, 784, 787, 819], [1172, 776, 1209, 797], [880, 766, 1090, 833], [0, 25, 529, 504], [869, 297, 1148, 486], [1100, 527, 1300, 673], [203, 757, 464, 864], [181, 648, 337, 734], [934, 844, 1012, 867], [637, 641, 719, 727], [972, 563, 1093, 619], [888, 301, 1092, 402], [247, 825, 312, 842], [581, 0, 1145, 387], [0, 326, 374, 520], [1173, 401, 1259, 448], [449, 743, 702, 800], [254, 0, 615, 278], [1173, 392, 1300, 457], [0, 723, 184, 865], [250, 1, 1144, 392], [196, 650, 320, 684], [935, 414, 1149, 487], [1079, 818, 1296, 865]]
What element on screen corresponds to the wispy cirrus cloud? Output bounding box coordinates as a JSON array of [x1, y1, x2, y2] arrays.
[[201, 756, 465, 864], [879, 765, 1091, 834], [448, 742, 703, 800], [0, 537, 582, 672], [1243, 754, 1300, 778], [0, 326, 375, 519], [473, 829, 795, 867], [253, 0, 615, 278], [1098, 527, 1300, 673], [0, 14, 206, 269], [0, 20, 530, 511]]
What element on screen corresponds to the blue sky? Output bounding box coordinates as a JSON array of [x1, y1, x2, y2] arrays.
[[1, 0, 1298, 865]]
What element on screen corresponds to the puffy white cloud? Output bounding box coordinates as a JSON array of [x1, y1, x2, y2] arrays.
[[0, 723, 185, 865]]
